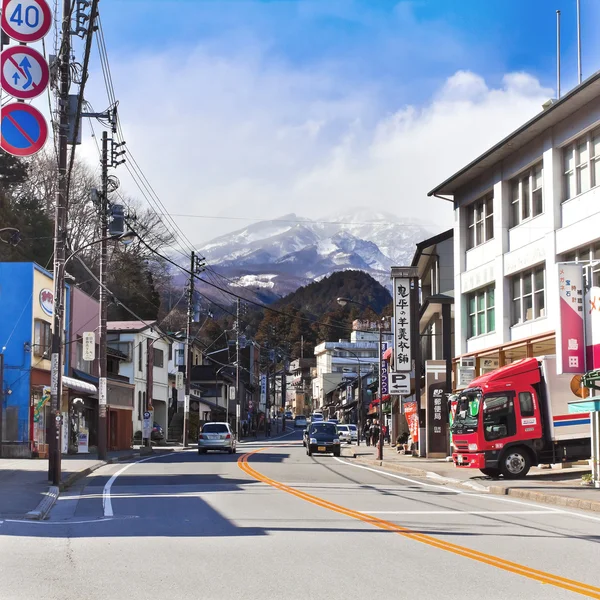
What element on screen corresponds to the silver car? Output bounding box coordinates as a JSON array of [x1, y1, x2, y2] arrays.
[[336, 424, 352, 444], [198, 422, 236, 454]]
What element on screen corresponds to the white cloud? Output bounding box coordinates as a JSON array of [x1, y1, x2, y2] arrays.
[[81, 44, 553, 247]]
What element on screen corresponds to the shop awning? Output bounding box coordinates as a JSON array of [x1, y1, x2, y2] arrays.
[[63, 376, 97, 396]]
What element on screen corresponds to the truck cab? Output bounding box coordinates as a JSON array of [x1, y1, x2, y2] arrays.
[[451, 357, 590, 479]]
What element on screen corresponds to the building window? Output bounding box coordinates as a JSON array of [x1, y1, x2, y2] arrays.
[[153, 348, 164, 368], [512, 266, 545, 325], [466, 192, 494, 249], [138, 342, 143, 372], [467, 286, 495, 338], [175, 348, 185, 366], [563, 127, 600, 200], [138, 391, 142, 419], [510, 163, 543, 227], [561, 243, 600, 287], [33, 319, 51, 357]]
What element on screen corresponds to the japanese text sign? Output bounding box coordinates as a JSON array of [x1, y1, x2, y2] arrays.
[[393, 278, 411, 371]]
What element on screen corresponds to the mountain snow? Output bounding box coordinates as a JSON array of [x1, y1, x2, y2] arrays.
[[191, 209, 437, 299]]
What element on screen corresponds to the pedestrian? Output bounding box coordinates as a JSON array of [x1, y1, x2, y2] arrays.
[[363, 421, 371, 446], [371, 422, 380, 447]]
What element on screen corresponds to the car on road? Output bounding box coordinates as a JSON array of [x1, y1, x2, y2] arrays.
[[328, 418, 339, 425], [311, 412, 324, 422], [285, 411, 293, 419], [295, 415, 308, 428], [347, 424, 358, 442], [306, 421, 341, 457], [336, 424, 352, 444], [198, 422, 236, 454]]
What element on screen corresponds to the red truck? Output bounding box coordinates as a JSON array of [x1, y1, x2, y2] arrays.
[[451, 356, 591, 478]]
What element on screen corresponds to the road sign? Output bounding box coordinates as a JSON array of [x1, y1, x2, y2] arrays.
[[1, 45, 49, 99], [1, 0, 52, 43], [0, 102, 47, 156], [82, 332, 95, 361], [389, 372, 410, 395], [176, 371, 184, 390]]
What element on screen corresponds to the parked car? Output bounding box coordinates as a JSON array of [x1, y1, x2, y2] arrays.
[[336, 424, 352, 444], [306, 421, 341, 457], [198, 422, 236, 454], [151, 422, 165, 441], [295, 415, 308, 428], [347, 424, 358, 442]]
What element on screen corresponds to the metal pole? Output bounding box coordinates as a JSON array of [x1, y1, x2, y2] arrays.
[[236, 298, 240, 439], [48, 0, 72, 484], [576, 0, 582, 84], [556, 10, 561, 99], [183, 252, 195, 447], [357, 358, 361, 446], [98, 131, 109, 460], [0, 353, 4, 457], [377, 321, 384, 460]]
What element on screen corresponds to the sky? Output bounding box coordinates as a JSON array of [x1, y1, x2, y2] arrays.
[[72, 0, 600, 247]]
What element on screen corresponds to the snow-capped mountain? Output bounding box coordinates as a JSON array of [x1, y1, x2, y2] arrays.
[[194, 209, 435, 301]]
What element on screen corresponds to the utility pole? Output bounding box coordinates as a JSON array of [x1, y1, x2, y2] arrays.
[[183, 251, 196, 448], [97, 131, 109, 460], [236, 298, 240, 439], [377, 320, 384, 461], [48, 0, 72, 485]]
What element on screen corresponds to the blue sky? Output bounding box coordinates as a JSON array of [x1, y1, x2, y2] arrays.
[[80, 0, 600, 243]]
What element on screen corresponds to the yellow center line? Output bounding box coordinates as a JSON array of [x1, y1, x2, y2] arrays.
[[238, 448, 600, 598]]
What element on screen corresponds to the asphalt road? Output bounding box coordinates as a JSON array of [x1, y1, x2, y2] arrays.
[[1, 430, 600, 600]]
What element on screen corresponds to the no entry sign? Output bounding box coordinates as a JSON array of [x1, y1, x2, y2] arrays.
[[1, 45, 49, 99], [0, 102, 48, 156], [1, 0, 52, 43]]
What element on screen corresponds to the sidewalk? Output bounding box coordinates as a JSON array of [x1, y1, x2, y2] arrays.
[[341, 443, 600, 513], [0, 445, 181, 520]]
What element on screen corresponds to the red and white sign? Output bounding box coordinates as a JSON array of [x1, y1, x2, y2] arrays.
[[1, 0, 52, 43], [39, 287, 53, 316], [404, 401, 419, 443], [0, 102, 48, 156], [586, 286, 600, 370], [556, 264, 585, 374], [1, 45, 49, 99]]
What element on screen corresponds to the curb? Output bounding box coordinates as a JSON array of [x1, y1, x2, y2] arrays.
[[348, 456, 600, 514], [25, 486, 59, 520], [27, 447, 180, 520]]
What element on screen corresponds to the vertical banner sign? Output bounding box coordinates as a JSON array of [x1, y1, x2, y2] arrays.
[[380, 341, 389, 397], [425, 360, 449, 456], [586, 286, 600, 370], [146, 338, 154, 410], [260, 374, 266, 405], [82, 332, 95, 361], [404, 401, 419, 444], [393, 278, 411, 371], [557, 265, 585, 374]]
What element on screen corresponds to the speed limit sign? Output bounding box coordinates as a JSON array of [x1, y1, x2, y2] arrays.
[[1, 0, 52, 43]]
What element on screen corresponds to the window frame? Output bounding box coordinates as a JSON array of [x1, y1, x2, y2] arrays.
[[563, 126, 600, 201], [466, 192, 494, 250], [511, 266, 546, 325], [33, 319, 51, 358], [467, 286, 496, 339], [153, 347, 164, 369], [509, 162, 543, 228]]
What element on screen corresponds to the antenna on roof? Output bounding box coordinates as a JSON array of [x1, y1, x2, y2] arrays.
[[576, 0, 582, 84], [556, 10, 561, 99]]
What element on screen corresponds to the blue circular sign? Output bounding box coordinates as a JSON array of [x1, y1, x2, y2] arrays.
[[0, 102, 47, 156]]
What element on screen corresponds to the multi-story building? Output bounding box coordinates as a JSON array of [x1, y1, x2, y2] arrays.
[[428, 73, 600, 383], [107, 321, 170, 439], [312, 320, 392, 416], [289, 358, 315, 416], [0, 262, 70, 458]]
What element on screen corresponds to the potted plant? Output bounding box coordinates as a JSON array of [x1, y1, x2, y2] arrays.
[[581, 473, 593, 487]]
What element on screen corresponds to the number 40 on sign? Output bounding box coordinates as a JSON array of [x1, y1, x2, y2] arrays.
[[1, 0, 52, 43]]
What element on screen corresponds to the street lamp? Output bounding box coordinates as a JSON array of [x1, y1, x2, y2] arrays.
[[335, 346, 362, 445]]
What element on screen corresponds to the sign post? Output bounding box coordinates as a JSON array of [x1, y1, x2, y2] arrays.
[[142, 411, 152, 443]]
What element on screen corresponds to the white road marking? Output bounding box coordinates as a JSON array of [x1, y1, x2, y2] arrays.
[[103, 453, 179, 518], [333, 457, 600, 523], [358, 510, 558, 515], [4, 518, 117, 525]]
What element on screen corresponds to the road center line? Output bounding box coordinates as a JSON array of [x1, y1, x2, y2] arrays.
[[239, 448, 600, 599]]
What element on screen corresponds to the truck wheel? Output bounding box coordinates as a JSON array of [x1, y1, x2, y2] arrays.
[[479, 467, 500, 478], [500, 448, 531, 479]]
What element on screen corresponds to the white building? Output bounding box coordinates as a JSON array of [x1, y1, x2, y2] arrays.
[[428, 72, 600, 382], [312, 320, 392, 410], [107, 321, 171, 436]]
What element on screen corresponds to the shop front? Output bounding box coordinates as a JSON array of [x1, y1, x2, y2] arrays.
[[107, 379, 134, 451]]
